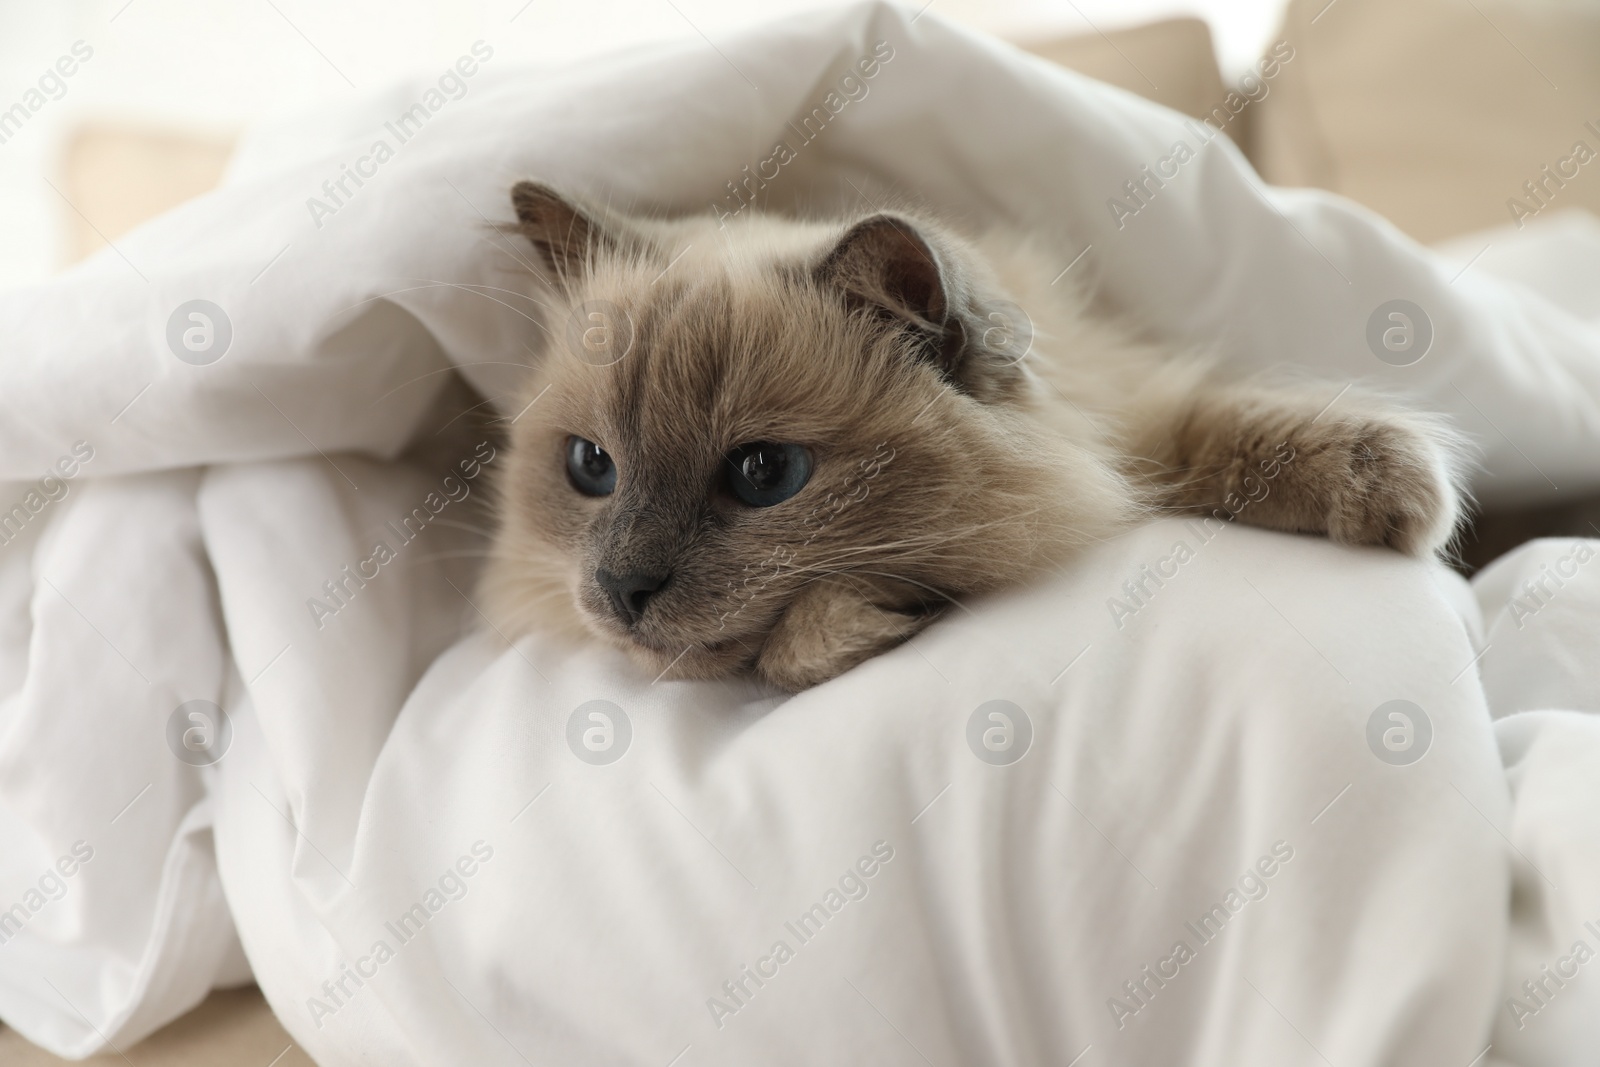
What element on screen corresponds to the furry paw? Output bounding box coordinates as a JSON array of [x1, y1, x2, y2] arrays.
[[756, 580, 930, 691], [1162, 387, 1466, 558], [1286, 414, 1462, 556]]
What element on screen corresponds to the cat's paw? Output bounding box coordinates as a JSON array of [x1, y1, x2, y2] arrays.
[[1164, 387, 1468, 557], [1291, 414, 1462, 556], [756, 579, 930, 691]]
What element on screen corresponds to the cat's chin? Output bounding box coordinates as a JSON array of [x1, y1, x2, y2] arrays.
[[622, 637, 758, 682], [587, 591, 927, 692], [596, 580, 938, 692], [587, 621, 763, 683]]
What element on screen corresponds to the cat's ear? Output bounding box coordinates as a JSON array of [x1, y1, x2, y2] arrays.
[[817, 215, 1018, 400], [510, 181, 617, 287], [818, 214, 948, 332]]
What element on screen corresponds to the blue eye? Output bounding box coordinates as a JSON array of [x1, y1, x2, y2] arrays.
[[726, 443, 812, 507], [566, 436, 616, 496]]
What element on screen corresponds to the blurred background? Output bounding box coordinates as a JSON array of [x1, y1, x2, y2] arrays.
[[0, 0, 1294, 284], [5, 0, 1599, 294]]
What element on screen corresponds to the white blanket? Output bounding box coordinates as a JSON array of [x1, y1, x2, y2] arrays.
[[2, 3, 1600, 1063]]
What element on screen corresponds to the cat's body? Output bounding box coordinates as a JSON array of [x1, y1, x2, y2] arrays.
[[482, 183, 1464, 690]]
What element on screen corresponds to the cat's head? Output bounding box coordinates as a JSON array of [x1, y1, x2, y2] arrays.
[[482, 182, 1128, 690]]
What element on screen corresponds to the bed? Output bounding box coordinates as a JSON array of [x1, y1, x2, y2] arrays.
[[3, 2, 1600, 1064]]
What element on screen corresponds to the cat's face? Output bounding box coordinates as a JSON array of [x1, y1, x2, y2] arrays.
[[482, 184, 1123, 690]]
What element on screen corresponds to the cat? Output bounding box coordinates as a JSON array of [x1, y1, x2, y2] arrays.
[[480, 181, 1466, 691]]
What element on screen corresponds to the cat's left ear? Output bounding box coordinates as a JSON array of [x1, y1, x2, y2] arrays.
[[511, 181, 624, 288], [816, 214, 1021, 401]]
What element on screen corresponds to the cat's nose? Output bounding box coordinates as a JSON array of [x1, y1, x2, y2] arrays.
[[594, 567, 670, 626]]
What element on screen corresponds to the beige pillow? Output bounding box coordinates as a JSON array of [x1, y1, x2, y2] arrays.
[[61, 124, 233, 265], [62, 20, 1221, 269], [1018, 18, 1241, 143], [1252, 0, 1600, 244]]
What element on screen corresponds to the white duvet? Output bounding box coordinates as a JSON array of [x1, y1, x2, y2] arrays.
[[2, 3, 1600, 1064]]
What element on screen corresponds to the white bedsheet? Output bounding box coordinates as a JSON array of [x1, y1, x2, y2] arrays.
[[1, 3, 1599, 1063]]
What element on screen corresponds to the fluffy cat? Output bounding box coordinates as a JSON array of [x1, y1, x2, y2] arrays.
[[481, 182, 1464, 691]]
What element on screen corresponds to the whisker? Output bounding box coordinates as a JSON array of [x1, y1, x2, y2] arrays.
[[368, 361, 535, 407], [796, 568, 975, 615], [434, 394, 506, 435], [403, 279, 556, 334], [413, 517, 497, 537], [332, 279, 553, 329], [406, 549, 499, 565]]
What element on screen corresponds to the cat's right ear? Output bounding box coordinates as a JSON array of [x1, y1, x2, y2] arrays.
[[510, 181, 615, 288]]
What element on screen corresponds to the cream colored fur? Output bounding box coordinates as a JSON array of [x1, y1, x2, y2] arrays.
[[481, 186, 1466, 690]]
